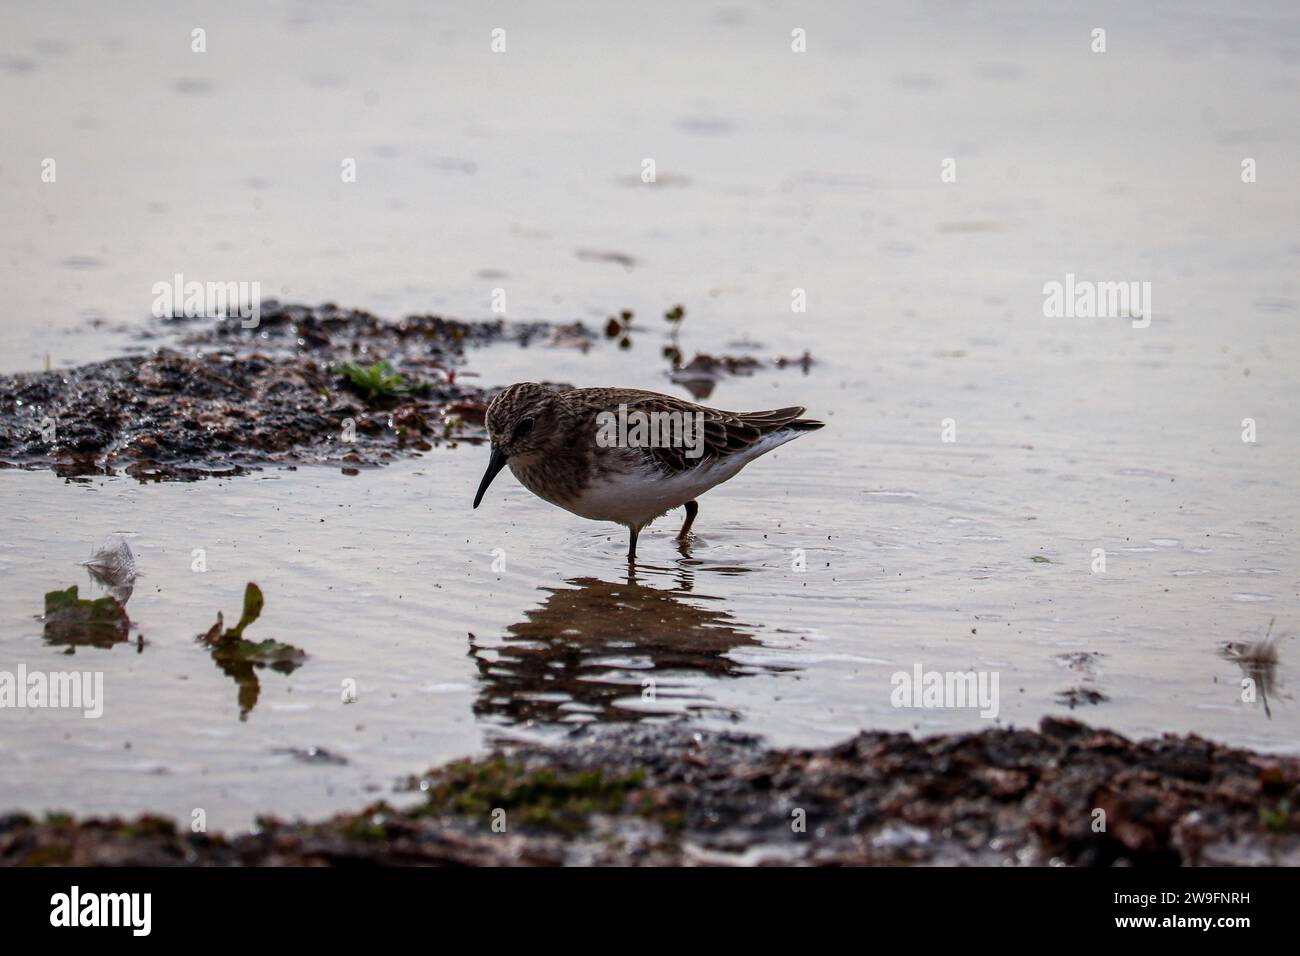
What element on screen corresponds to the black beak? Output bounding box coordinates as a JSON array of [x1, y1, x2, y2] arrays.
[[473, 447, 509, 509]]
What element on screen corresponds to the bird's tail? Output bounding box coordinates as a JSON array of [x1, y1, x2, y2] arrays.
[[787, 417, 824, 431]]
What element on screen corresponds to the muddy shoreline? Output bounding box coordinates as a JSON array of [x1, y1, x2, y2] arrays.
[[3, 717, 1297, 866], [0, 303, 548, 480]]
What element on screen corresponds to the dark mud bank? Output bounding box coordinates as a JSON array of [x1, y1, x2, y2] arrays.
[[0, 303, 558, 480], [4, 717, 1297, 866]]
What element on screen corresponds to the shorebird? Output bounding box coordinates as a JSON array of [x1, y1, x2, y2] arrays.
[[472, 383, 824, 560]]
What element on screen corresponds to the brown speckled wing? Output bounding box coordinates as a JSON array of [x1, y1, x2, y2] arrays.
[[568, 388, 812, 476]]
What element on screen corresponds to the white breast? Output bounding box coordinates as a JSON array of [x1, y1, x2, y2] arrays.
[[549, 428, 805, 528]]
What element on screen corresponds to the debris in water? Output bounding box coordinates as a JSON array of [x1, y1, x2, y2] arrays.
[[545, 322, 595, 351], [198, 583, 306, 720], [42, 586, 130, 650], [575, 248, 637, 270], [1054, 651, 1102, 673], [1055, 686, 1109, 709], [272, 747, 349, 766], [1221, 618, 1282, 719], [669, 353, 761, 400]]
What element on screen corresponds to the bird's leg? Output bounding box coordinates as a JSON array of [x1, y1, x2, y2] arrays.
[[677, 500, 698, 540], [627, 525, 639, 562]]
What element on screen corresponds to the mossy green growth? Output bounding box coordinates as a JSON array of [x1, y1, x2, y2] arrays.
[[43, 586, 129, 647], [1260, 798, 1292, 832], [113, 816, 177, 839], [337, 360, 429, 402], [345, 816, 389, 842], [413, 757, 647, 834], [24, 845, 73, 866]]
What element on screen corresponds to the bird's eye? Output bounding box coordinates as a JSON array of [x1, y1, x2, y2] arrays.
[[513, 417, 535, 438]]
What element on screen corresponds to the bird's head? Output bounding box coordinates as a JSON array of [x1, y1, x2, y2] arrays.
[[473, 382, 567, 508]]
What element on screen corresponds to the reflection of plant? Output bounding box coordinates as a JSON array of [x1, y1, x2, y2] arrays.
[[198, 582, 306, 720], [603, 310, 635, 350], [662, 304, 685, 369], [602, 304, 688, 366], [337, 360, 428, 402]]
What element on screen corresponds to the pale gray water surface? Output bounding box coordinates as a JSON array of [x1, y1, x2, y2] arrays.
[[1, 1, 1298, 828]]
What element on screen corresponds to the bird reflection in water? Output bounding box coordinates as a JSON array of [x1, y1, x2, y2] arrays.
[[469, 563, 788, 726]]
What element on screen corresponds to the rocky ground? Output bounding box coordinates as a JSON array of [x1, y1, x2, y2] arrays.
[[3, 717, 1297, 866]]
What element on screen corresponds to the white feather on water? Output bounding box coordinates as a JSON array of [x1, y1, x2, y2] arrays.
[[80, 535, 138, 602]]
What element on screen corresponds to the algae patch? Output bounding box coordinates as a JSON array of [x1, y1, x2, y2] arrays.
[[43, 586, 130, 650], [408, 756, 648, 834]]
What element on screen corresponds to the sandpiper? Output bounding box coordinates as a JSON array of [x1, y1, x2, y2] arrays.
[[472, 383, 824, 560]]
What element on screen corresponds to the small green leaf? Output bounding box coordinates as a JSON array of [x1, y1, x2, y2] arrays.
[[226, 582, 264, 639], [197, 582, 307, 720]]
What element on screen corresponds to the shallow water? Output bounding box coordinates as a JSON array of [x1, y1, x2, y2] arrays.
[[2, 1, 1299, 828]]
